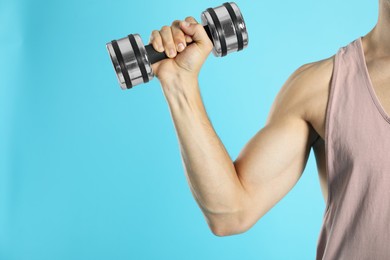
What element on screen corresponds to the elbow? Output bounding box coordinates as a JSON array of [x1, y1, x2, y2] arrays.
[[210, 225, 248, 237], [209, 224, 229, 237], [207, 215, 251, 237], [204, 196, 255, 237]]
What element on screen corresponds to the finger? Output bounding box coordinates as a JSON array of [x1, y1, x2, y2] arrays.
[[149, 30, 164, 52], [185, 35, 193, 43], [179, 19, 211, 46], [171, 20, 186, 53], [160, 25, 176, 58], [185, 16, 198, 24], [184, 16, 198, 43]]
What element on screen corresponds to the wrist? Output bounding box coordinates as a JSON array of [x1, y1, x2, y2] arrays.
[[159, 69, 198, 86], [161, 76, 203, 112], [161, 73, 199, 97]]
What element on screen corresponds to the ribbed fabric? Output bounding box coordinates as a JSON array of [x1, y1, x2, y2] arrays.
[[316, 37, 390, 260]]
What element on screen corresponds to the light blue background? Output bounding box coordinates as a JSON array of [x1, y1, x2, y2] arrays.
[[0, 0, 377, 259]]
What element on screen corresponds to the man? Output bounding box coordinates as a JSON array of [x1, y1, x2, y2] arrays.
[[148, 0, 390, 258]]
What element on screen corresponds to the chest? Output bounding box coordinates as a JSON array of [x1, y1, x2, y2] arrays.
[[309, 56, 390, 142], [366, 58, 390, 117], [311, 55, 390, 203]]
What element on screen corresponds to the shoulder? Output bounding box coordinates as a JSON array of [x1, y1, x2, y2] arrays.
[[267, 55, 335, 124], [294, 56, 334, 84]]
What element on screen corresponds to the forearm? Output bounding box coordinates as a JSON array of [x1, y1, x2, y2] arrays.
[[163, 77, 248, 233]]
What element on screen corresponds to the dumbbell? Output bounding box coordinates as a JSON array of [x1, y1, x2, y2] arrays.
[[106, 2, 249, 90]]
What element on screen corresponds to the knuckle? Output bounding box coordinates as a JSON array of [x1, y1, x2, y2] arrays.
[[171, 20, 180, 26], [150, 30, 159, 40], [185, 16, 195, 21], [161, 25, 170, 32]]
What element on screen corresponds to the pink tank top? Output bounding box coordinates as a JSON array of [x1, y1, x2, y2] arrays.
[[316, 37, 390, 259]]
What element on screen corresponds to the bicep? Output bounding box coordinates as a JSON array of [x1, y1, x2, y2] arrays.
[[233, 65, 318, 229], [234, 116, 313, 224]]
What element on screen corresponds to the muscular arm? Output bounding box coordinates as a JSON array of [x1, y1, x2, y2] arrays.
[[165, 62, 326, 236]]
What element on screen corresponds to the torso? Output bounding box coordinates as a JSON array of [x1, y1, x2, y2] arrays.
[[304, 37, 390, 204]]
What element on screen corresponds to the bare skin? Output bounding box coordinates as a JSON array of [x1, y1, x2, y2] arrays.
[[148, 0, 390, 236]]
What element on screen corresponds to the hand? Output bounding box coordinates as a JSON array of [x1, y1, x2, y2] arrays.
[[148, 16, 213, 87]]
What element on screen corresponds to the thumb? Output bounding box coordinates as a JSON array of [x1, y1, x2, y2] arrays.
[[179, 20, 211, 46]]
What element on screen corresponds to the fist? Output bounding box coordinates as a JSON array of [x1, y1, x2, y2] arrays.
[[148, 16, 213, 85]]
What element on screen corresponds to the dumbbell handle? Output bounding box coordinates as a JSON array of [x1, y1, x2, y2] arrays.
[[144, 25, 212, 64], [106, 2, 248, 90]]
